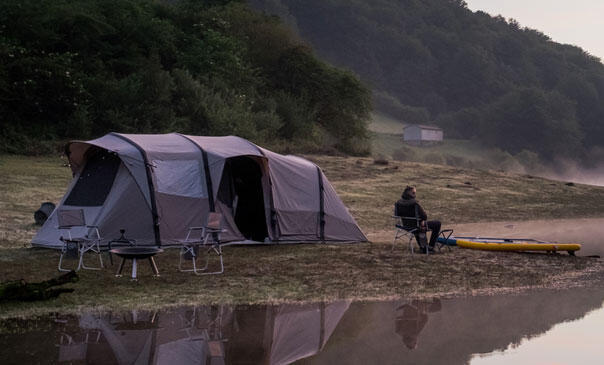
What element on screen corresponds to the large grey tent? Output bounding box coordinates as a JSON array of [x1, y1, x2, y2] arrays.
[[32, 133, 366, 248]]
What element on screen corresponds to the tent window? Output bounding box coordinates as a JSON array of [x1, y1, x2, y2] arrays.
[[153, 159, 206, 198], [65, 149, 120, 206]]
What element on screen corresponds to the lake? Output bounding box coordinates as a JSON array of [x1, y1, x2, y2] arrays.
[[1, 286, 603, 364]]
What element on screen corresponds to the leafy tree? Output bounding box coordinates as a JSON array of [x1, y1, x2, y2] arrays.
[[251, 0, 604, 162], [0, 0, 371, 154]]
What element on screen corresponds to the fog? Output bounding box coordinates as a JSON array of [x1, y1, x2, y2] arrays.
[[543, 158, 604, 187]]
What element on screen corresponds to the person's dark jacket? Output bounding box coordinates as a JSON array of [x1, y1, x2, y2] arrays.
[[395, 198, 427, 221]]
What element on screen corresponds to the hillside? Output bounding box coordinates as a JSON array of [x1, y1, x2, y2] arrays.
[[249, 0, 604, 165], [0, 0, 371, 155]]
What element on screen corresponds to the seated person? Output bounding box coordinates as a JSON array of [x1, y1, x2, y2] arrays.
[[395, 185, 441, 251]]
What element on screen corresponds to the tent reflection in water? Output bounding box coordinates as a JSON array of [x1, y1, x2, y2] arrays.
[[65, 301, 350, 365], [32, 133, 366, 248]]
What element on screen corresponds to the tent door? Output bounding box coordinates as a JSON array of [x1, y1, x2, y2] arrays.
[[219, 156, 269, 242]]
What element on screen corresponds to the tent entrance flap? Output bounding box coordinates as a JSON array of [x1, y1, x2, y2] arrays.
[[64, 148, 120, 206], [219, 156, 268, 242]]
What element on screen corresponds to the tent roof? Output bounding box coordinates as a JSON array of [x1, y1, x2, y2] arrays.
[[66, 133, 268, 173]]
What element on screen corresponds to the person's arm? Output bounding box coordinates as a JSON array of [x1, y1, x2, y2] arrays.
[[416, 203, 428, 221]]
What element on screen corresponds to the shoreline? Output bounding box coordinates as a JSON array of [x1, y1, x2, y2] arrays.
[[1, 234, 603, 320]]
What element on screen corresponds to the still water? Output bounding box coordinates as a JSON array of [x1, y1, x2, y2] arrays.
[[1, 287, 603, 364]]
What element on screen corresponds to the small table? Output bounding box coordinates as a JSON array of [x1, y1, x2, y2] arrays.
[[109, 247, 163, 280]]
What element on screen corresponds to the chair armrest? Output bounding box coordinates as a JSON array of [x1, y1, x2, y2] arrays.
[[184, 226, 206, 241], [87, 227, 101, 240], [58, 227, 73, 241], [393, 216, 421, 220]]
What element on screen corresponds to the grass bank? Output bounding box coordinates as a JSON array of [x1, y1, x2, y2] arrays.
[[1, 154, 603, 319]]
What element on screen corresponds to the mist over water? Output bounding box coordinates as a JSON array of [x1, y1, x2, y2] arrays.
[[543, 159, 604, 187]]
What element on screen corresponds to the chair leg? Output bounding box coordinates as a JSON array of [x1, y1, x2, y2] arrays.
[[195, 245, 224, 275], [179, 245, 198, 273], [392, 230, 406, 252], [58, 251, 73, 272], [77, 251, 84, 271], [79, 242, 103, 270]]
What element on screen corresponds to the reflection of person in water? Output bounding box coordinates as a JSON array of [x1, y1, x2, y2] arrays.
[[395, 298, 442, 350]]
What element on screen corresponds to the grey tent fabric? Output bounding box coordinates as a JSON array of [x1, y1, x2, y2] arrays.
[[269, 301, 350, 365], [32, 133, 367, 248], [69, 301, 349, 365]]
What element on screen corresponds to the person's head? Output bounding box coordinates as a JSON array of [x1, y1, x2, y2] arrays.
[[402, 185, 416, 200], [402, 334, 419, 350]]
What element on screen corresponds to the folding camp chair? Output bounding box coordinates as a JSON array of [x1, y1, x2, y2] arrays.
[[393, 214, 454, 255], [178, 212, 227, 275], [392, 214, 425, 254], [57, 209, 104, 272]]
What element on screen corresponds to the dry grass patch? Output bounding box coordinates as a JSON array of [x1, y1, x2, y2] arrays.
[[1, 154, 604, 318], [1, 241, 601, 319]]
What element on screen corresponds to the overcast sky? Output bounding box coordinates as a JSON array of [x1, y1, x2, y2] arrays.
[[464, 0, 604, 61]]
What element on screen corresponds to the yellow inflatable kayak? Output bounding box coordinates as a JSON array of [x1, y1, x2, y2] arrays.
[[438, 236, 581, 255]]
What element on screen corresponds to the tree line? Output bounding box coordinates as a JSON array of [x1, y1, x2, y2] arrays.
[[250, 0, 604, 165], [0, 0, 371, 155]]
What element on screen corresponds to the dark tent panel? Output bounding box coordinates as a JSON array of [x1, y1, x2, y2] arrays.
[[64, 149, 120, 206]]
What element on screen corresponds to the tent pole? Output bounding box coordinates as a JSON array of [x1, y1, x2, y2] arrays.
[[317, 167, 325, 242], [110, 133, 161, 246]]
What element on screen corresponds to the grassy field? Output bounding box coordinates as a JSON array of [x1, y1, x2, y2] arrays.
[[368, 112, 405, 134], [1, 154, 604, 319]]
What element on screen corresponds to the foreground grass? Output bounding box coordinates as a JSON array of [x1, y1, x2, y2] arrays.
[[1, 154, 603, 318]]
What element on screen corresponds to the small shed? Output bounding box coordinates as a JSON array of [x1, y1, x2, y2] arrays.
[[403, 124, 443, 145]]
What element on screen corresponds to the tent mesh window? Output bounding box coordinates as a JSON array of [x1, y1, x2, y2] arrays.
[[65, 149, 121, 206]]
